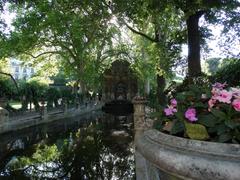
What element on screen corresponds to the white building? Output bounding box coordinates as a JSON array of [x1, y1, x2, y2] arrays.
[[10, 59, 35, 80]]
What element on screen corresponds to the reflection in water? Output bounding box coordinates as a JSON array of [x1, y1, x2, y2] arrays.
[[0, 112, 135, 179]]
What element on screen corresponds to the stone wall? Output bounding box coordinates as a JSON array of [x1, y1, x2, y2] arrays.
[[0, 103, 103, 134]]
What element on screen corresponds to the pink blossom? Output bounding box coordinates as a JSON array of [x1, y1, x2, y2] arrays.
[[170, 99, 177, 107], [231, 87, 240, 99], [164, 106, 177, 116], [212, 82, 227, 89], [232, 99, 240, 112], [215, 90, 232, 104], [208, 98, 216, 109], [185, 108, 198, 122], [211, 88, 220, 96]]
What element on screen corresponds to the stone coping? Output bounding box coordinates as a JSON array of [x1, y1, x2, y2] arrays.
[[142, 129, 240, 159], [0, 103, 103, 134], [136, 129, 240, 180]]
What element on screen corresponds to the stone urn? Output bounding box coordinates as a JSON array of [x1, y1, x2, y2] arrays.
[[136, 129, 240, 180]]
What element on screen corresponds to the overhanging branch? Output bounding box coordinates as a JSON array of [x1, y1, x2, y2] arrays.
[[121, 20, 158, 43], [0, 71, 19, 94], [24, 51, 62, 58]]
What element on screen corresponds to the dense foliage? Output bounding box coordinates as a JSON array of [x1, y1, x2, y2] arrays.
[[214, 59, 240, 86]]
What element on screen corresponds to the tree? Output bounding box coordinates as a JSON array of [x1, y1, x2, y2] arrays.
[[0, 0, 114, 96], [202, 58, 221, 75], [112, 0, 240, 78], [0, 58, 19, 96], [1, 0, 239, 106], [163, 0, 240, 76], [111, 0, 183, 105]]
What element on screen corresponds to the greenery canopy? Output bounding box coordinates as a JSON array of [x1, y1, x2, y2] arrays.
[[1, 0, 116, 92], [0, 0, 239, 101]]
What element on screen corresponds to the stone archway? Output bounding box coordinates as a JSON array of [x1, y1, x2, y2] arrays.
[[103, 60, 138, 102]]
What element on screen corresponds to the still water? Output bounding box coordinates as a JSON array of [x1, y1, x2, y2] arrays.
[[0, 111, 135, 179]]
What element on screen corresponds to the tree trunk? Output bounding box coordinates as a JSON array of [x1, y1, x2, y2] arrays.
[[186, 12, 203, 77], [157, 74, 166, 106]]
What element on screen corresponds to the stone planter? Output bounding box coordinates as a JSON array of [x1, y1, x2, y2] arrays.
[[136, 129, 240, 180]]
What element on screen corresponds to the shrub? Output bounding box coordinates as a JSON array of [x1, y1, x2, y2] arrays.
[[214, 58, 240, 86]]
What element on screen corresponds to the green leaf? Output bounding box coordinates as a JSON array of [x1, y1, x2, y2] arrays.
[[170, 121, 184, 135], [219, 104, 231, 111], [210, 109, 226, 120], [176, 93, 186, 101], [217, 124, 228, 135], [198, 114, 217, 127], [224, 120, 237, 129], [194, 102, 207, 108], [153, 119, 164, 130], [184, 122, 209, 140], [174, 111, 185, 121], [208, 126, 218, 133], [236, 133, 240, 141], [218, 133, 232, 143]]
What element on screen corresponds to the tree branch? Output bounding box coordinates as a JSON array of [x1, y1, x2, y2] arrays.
[[0, 71, 19, 94], [24, 51, 62, 58], [52, 33, 78, 59], [121, 20, 158, 43], [100, 49, 134, 62]]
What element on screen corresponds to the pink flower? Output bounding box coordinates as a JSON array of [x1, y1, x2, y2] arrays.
[[215, 90, 232, 104], [185, 108, 198, 122], [170, 99, 177, 107], [232, 99, 240, 112], [231, 87, 240, 99], [211, 88, 220, 96], [208, 98, 216, 109], [212, 82, 227, 89], [164, 106, 177, 116]]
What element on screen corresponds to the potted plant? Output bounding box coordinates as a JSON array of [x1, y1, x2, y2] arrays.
[[161, 82, 240, 142], [136, 81, 240, 180]]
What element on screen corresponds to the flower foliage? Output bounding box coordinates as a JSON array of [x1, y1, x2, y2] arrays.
[[159, 82, 240, 143]]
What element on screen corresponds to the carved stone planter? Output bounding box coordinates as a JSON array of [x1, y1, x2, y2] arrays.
[[136, 129, 240, 180]]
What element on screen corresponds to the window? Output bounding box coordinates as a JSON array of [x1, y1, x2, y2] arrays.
[[15, 67, 19, 73]]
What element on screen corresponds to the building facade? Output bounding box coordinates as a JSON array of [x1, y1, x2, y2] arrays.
[[10, 59, 35, 80]]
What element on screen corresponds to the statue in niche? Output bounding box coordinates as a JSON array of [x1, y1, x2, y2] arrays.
[[103, 60, 138, 102]]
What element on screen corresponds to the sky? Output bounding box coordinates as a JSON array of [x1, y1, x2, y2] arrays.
[[0, 4, 15, 33], [181, 16, 240, 60]]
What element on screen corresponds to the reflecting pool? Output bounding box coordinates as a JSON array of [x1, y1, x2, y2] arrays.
[[0, 111, 135, 179]]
